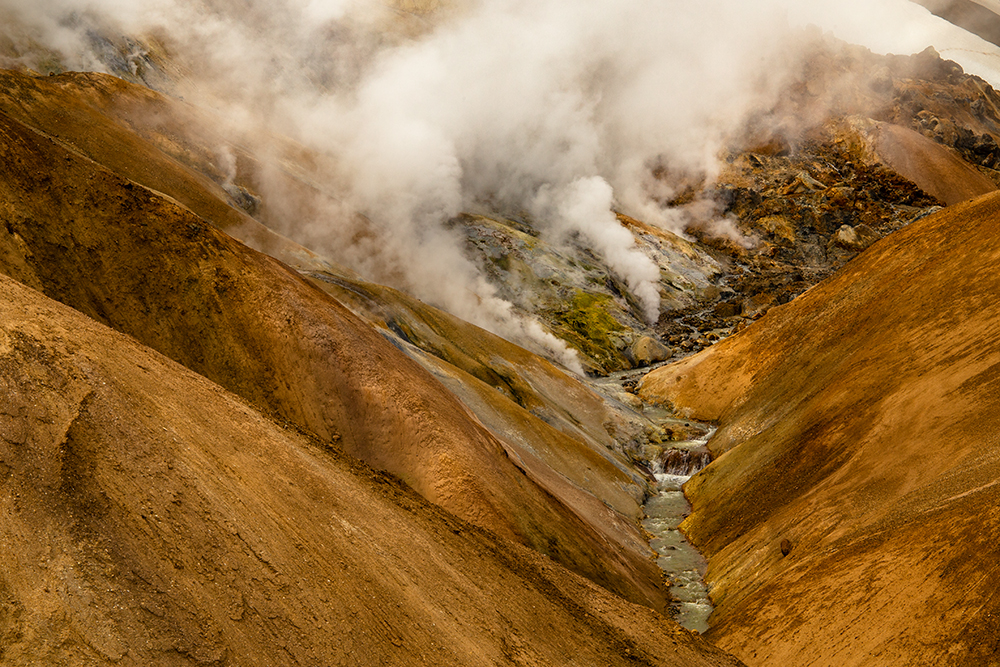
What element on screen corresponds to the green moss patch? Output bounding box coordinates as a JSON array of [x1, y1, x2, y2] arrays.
[[548, 291, 630, 374]]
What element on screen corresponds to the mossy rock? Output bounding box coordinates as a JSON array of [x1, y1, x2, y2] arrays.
[[547, 292, 632, 374]]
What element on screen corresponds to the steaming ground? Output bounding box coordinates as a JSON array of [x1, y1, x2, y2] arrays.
[[4, 0, 1000, 365]]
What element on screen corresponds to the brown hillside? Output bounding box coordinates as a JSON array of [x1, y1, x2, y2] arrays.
[[870, 121, 996, 204], [0, 105, 666, 611], [304, 270, 663, 576], [305, 273, 653, 497], [0, 274, 744, 666], [0, 69, 315, 263], [0, 69, 645, 488], [0, 68, 652, 523], [640, 191, 1000, 665]]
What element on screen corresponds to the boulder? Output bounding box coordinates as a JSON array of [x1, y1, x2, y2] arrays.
[[713, 300, 744, 319], [617, 391, 644, 411], [831, 223, 880, 251], [632, 336, 672, 366]]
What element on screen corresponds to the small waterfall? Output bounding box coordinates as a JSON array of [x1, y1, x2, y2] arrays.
[[589, 367, 718, 634], [655, 447, 712, 476], [643, 435, 716, 633]]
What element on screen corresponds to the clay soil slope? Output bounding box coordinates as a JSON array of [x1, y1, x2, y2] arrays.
[[640, 191, 1000, 666], [0, 100, 665, 610], [0, 69, 320, 266], [0, 274, 745, 667]]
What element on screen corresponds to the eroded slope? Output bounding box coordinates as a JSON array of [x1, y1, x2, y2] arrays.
[[0, 274, 744, 667], [640, 191, 1000, 666], [0, 105, 666, 611]]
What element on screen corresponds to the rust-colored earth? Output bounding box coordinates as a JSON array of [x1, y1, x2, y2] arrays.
[[0, 274, 743, 666], [0, 71, 752, 663], [641, 191, 1000, 666], [6, 23, 1000, 666], [0, 97, 673, 613]]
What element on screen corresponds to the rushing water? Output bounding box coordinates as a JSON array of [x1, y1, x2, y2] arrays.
[[642, 430, 715, 634], [589, 367, 716, 633]]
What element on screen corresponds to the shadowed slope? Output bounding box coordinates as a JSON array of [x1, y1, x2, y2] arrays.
[[640, 191, 1000, 666], [306, 273, 652, 492], [307, 274, 660, 564], [912, 0, 1000, 47], [0, 66, 660, 518], [0, 70, 296, 256], [0, 274, 744, 667], [0, 107, 666, 610], [0, 69, 650, 518]]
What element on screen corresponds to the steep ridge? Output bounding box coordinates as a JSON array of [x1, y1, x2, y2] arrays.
[[0, 69, 331, 271], [639, 191, 1000, 665], [0, 274, 745, 667], [304, 272, 654, 510], [0, 106, 667, 611], [869, 121, 996, 204]]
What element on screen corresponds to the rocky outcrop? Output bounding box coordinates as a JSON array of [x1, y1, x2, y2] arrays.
[[458, 212, 722, 373], [640, 191, 1000, 666], [655, 39, 1000, 359]]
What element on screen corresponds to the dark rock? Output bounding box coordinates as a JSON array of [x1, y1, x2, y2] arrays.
[[780, 539, 793, 556], [657, 448, 713, 476], [713, 300, 743, 318]]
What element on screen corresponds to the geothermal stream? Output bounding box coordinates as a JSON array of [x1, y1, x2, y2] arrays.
[[642, 419, 715, 634], [593, 370, 716, 633]]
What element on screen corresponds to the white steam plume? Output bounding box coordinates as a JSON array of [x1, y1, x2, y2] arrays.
[[4, 0, 1000, 365], [532, 177, 662, 324]]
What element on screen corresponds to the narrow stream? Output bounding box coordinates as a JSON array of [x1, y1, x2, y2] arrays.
[[592, 368, 716, 634], [642, 425, 715, 634]]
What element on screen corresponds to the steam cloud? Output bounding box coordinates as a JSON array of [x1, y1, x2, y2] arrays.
[[3, 0, 1000, 369]]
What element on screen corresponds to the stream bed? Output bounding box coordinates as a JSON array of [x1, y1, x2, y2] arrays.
[[642, 428, 714, 633], [592, 368, 716, 633]]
